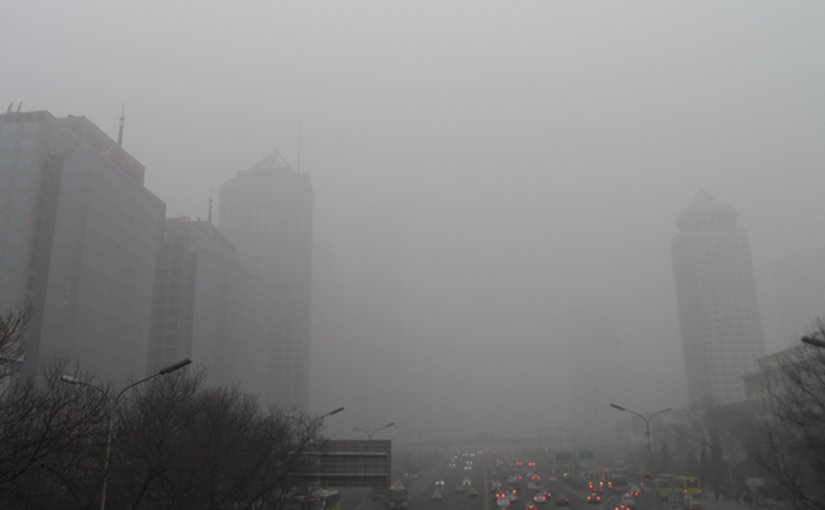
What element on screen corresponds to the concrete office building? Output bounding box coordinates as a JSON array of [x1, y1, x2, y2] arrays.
[[671, 191, 766, 404], [0, 110, 165, 382], [218, 151, 312, 409], [149, 217, 280, 404]]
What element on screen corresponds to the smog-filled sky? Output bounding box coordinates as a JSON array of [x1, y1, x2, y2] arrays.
[[4, 1, 825, 439]]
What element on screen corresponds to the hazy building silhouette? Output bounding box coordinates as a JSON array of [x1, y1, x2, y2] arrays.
[[0, 111, 165, 382], [149, 217, 280, 403], [671, 191, 766, 403], [218, 151, 312, 409]]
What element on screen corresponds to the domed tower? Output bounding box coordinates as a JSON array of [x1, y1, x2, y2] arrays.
[[671, 191, 766, 404]]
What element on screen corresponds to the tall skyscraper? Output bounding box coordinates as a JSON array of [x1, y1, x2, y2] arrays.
[[0, 111, 165, 382], [218, 151, 312, 409], [149, 216, 280, 405], [671, 191, 766, 404]]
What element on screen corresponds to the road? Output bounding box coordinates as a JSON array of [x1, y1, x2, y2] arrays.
[[344, 448, 665, 510]]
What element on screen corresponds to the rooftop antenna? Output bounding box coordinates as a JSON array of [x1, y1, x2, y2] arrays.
[[117, 104, 126, 147], [296, 120, 303, 173], [207, 192, 214, 224], [6, 103, 13, 114], [15, 102, 22, 113]]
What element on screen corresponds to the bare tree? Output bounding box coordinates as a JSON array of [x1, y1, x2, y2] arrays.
[[750, 335, 825, 509], [110, 372, 325, 510], [0, 362, 108, 509], [0, 309, 28, 379]]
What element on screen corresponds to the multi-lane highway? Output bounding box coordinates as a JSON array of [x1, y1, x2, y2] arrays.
[[345, 449, 659, 510]]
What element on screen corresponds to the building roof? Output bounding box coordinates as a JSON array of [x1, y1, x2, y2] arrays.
[[249, 150, 292, 171], [676, 190, 738, 230]]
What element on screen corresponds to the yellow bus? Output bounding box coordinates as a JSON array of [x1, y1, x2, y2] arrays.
[[672, 476, 701, 497]]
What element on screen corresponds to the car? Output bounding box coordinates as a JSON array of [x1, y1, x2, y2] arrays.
[[435, 480, 445, 487], [587, 493, 602, 504], [432, 490, 444, 501], [682, 496, 702, 510], [525, 504, 539, 510], [468, 488, 480, 497], [556, 495, 570, 507], [544, 491, 553, 500], [533, 494, 548, 504]]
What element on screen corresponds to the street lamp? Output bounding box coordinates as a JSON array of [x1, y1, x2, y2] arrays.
[[285, 406, 345, 429], [310, 406, 345, 422], [62, 358, 192, 510], [801, 334, 825, 349], [354, 421, 395, 440], [609, 403, 671, 472]]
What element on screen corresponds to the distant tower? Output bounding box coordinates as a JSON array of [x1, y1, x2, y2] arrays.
[[218, 151, 312, 410], [671, 191, 766, 404]]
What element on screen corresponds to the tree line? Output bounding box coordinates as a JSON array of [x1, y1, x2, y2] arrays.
[[628, 330, 825, 510], [0, 311, 325, 510]]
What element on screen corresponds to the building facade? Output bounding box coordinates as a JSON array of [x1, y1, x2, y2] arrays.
[[0, 110, 165, 383], [148, 217, 281, 404], [218, 151, 312, 409], [671, 191, 766, 404]]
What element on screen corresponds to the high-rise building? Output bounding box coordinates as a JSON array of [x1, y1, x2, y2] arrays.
[[149, 216, 280, 404], [218, 151, 312, 409], [148, 217, 235, 379], [0, 111, 165, 382], [671, 190, 766, 404]]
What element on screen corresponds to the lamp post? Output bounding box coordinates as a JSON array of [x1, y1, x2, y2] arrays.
[[354, 421, 395, 440], [62, 358, 191, 510], [609, 403, 671, 472], [286, 406, 345, 430], [801, 334, 825, 349]]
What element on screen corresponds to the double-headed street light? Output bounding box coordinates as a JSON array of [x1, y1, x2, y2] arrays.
[[610, 403, 671, 471], [354, 421, 395, 440], [62, 358, 192, 510]]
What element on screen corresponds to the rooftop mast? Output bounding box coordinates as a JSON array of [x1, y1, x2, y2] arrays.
[[117, 104, 125, 147]]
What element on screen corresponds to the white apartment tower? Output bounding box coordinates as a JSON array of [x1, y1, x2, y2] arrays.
[[218, 151, 312, 410], [671, 191, 766, 404]]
